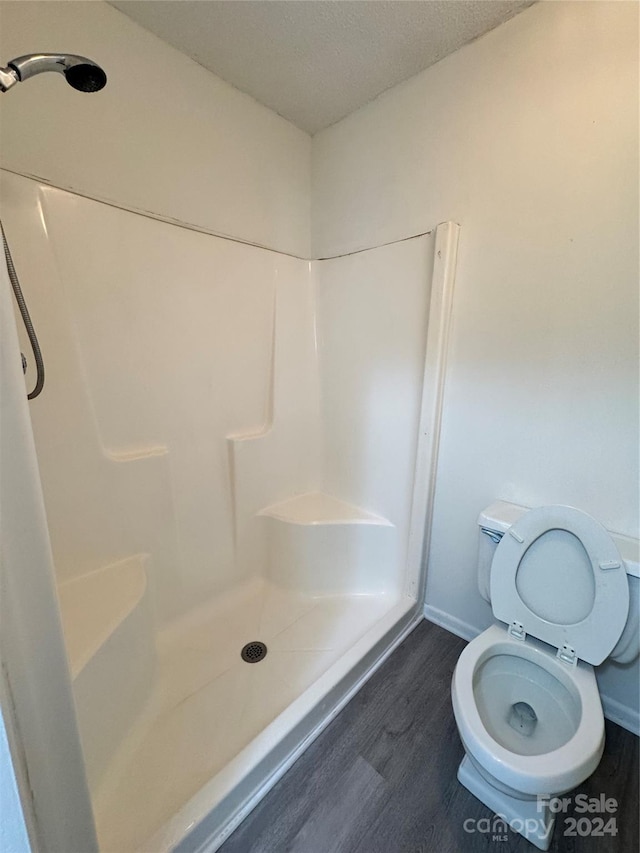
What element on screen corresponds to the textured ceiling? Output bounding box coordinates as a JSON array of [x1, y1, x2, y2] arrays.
[[110, 1, 535, 134]]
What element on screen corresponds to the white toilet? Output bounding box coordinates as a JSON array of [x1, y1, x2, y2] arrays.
[[451, 501, 639, 850]]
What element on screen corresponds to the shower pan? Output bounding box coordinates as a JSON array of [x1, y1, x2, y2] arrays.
[[0, 168, 458, 852]]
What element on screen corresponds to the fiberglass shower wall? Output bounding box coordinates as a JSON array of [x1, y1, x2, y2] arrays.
[[1, 169, 437, 799], [4, 172, 306, 622], [3, 170, 435, 617]]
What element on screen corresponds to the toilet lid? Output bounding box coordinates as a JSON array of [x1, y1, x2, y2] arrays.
[[491, 505, 629, 665]]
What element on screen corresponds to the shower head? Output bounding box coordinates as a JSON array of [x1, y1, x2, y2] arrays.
[[0, 53, 107, 93]]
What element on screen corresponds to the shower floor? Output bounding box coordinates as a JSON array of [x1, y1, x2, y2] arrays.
[[92, 578, 402, 852]]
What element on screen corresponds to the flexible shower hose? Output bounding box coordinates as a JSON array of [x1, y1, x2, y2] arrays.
[[1, 220, 44, 399]]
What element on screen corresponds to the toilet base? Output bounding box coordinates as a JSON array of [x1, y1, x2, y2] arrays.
[[458, 754, 555, 851]]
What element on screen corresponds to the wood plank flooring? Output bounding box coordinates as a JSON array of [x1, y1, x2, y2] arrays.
[[220, 619, 639, 853]]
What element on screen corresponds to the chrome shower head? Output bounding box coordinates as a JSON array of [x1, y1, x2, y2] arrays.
[[0, 53, 107, 93]]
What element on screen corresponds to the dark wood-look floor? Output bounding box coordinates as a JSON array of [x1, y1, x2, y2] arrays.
[[220, 619, 639, 853]]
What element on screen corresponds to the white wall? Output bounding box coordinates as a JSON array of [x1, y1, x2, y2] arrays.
[[0, 1, 310, 258], [312, 1, 639, 726]]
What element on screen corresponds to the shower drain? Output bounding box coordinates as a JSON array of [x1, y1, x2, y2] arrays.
[[241, 641, 267, 663]]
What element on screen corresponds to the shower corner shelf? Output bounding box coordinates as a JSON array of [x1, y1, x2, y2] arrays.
[[257, 491, 393, 527], [257, 493, 397, 595]]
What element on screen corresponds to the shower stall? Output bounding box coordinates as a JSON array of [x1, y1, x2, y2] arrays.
[[0, 166, 458, 851]]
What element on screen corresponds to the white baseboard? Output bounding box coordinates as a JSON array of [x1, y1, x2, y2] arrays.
[[423, 603, 479, 643], [424, 604, 640, 738], [601, 693, 640, 737]]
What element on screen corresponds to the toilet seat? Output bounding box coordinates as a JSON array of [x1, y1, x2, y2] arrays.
[[491, 505, 629, 665]]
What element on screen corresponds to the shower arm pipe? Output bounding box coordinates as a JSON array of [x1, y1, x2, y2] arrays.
[[0, 66, 19, 92], [1, 222, 45, 399]]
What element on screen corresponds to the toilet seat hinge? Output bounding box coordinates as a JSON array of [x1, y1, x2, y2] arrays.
[[508, 621, 526, 641], [557, 644, 577, 667]]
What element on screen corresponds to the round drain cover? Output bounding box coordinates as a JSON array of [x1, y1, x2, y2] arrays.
[[241, 641, 267, 663]]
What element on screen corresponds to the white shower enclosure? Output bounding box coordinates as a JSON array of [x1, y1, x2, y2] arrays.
[[0, 170, 458, 852]]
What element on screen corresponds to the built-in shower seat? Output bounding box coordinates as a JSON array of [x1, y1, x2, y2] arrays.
[[258, 491, 397, 595], [57, 554, 155, 788]]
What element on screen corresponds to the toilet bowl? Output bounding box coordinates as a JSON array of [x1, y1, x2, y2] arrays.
[[453, 625, 605, 797], [451, 503, 635, 850]]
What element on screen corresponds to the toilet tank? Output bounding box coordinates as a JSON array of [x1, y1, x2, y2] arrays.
[[477, 500, 640, 664], [477, 501, 528, 603]]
